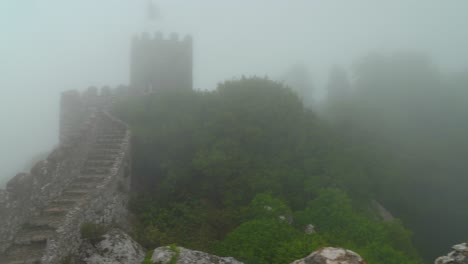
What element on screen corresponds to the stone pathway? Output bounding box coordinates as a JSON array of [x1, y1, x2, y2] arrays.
[[0, 126, 127, 264]]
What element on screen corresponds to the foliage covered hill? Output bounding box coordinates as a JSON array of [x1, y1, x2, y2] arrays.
[[113, 77, 422, 263]]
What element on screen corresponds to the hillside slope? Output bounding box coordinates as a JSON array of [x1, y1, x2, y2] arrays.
[[114, 77, 422, 264]]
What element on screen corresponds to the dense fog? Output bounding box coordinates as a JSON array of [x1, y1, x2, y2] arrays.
[[1, 1, 468, 185], [2, 1, 468, 262]]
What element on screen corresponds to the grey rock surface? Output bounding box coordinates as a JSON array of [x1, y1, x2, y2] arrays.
[[290, 247, 365, 264], [79, 228, 145, 264], [435, 243, 468, 264], [151, 246, 244, 264]]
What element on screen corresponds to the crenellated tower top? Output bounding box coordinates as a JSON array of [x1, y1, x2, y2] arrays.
[[130, 31, 193, 93]]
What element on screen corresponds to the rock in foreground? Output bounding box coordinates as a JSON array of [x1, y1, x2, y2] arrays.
[[290, 247, 366, 264], [435, 243, 468, 264], [78, 228, 145, 264], [151, 246, 243, 264]]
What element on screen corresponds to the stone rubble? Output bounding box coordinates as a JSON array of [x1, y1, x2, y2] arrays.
[[78, 228, 145, 264], [147, 246, 367, 264], [435, 242, 468, 264]]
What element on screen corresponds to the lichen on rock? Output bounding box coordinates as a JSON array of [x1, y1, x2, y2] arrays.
[[150, 246, 244, 264], [78, 228, 145, 264], [290, 247, 366, 264]]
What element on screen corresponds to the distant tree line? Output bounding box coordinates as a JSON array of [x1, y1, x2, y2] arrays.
[[321, 52, 468, 261]]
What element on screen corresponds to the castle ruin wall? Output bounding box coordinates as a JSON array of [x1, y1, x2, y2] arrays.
[[0, 87, 131, 258]]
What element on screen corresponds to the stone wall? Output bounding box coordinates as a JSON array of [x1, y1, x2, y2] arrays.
[[0, 106, 99, 254], [59, 86, 129, 147], [43, 110, 132, 262], [0, 87, 132, 262]]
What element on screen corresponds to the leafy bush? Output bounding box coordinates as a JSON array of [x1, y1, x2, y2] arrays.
[[168, 244, 181, 264], [141, 250, 154, 264], [80, 222, 109, 245], [214, 218, 324, 264]]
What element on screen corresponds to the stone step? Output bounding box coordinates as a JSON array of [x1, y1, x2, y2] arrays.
[[14, 229, 55, 245], [50, 198, 80, 207], [96, 138, 123, 142], [81, 167, 111, 175], [99, 133, 125, 138], [88, 149, 120, 157], [67, 182, 96, 190], [26, 215, 63, 231], [95, 140, 122, 145], [86, 154, 117, 161], [93, 144, 122, 150], [0, 258, 42, 264], [99, 127, 122, 131], [0, 242, 46, 264], [61, 189, 89, 199], [97, 137, 124, 143], [74, 175, 107, 183], [43, 207, 68, 217], [84, 160, 114, 167], [96, 138, 122, 144], [100, 127, 125, 132], [97, 132, 124, 137], [0, 241, 45, 263], [90, 147, 121, 153], [82, 163, 114, 170]]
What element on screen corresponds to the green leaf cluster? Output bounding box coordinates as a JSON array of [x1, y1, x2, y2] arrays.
[[215, 190, 421, 264]]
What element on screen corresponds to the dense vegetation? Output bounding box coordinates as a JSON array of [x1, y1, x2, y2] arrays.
[[114, 77, 422, 263]]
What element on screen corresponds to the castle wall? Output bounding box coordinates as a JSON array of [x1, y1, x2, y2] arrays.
[[43, 111, 132, 263], [0, 30, 187, 261], [59, 86, 120, 147], [0, 87, 131, 260], [0, 106, 99, 254]]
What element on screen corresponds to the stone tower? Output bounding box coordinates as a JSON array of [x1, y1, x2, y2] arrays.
[[130, 32, 193, 93]]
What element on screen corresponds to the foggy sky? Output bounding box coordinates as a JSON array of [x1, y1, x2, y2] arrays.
[[1, 0, 468, 185]]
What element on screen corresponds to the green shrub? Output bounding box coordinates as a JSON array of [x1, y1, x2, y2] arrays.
[[141, 250, 154, 264], [168, 244, 181, 264], [80, 222, 109, 245], [214, 218, 320, 264]]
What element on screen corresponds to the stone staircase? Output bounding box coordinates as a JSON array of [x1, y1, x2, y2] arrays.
[[0, 124, 127, 264]]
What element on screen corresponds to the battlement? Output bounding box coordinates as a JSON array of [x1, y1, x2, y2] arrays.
[[59, 85, 129, 147], [133, 31, 193, 44], [62, 85, 130, 104]]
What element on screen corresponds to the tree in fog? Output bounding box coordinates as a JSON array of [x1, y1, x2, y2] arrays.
[[282, 63, 314, 106], [326, 65, 350, 102]]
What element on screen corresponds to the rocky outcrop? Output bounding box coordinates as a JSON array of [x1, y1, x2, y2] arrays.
[[77, 228, 145, 264], [290, 247, 366, 264], [148, 246, 365, 264], [150, 246, 243, 264], [435, 243, 468, 264]]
